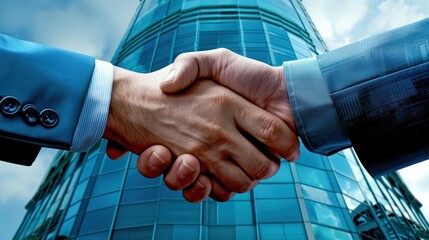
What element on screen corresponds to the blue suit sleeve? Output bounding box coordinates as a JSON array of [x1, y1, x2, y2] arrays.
[[0, 34, 96, 164], [284, 18, 429, 177]]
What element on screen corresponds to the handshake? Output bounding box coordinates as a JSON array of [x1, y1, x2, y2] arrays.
[[103, 48, 301, 203]]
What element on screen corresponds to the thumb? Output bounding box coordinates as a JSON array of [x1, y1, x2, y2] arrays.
[[160, 51, 214, 93], [160, 62, 198, 93]]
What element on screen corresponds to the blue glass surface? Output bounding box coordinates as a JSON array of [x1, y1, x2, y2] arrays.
[[254, 183, 296, 199], [312, 224, 353, 240], [259, 223, 306, 240], [121, 187, 160, 204], [91, 171, 124, 196], [296, 164, 333, 191], [78, 207, 115, 235], [305, 200, 348, 230], [113, 226, 154, 240], [124, 168, 161, 189], [301, 184, 339, 206], [256, 199, 302, 222], [158, 200, 201, 223], [115, 202, 158, 228]]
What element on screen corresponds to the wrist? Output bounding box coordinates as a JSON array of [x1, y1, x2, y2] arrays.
[[103, 66, 132, 142]]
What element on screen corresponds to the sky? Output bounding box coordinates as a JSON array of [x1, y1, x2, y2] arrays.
[[0, 0, 428, 239]]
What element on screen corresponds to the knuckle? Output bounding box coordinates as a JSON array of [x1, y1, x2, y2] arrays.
[[188, 142, 209, 156], [234, 176, 252, 193], [176, 52, 191, 61], [216, 48, 232, 56], [259, 117, 281, 144], [255, 164, 270, 180]]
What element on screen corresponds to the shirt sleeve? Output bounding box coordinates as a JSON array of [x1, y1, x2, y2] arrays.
[[284, 57, 351, 155], [284, 18, 429, 177], [71, 60, 113, 152]]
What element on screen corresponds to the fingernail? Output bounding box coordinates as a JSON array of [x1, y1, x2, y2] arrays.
[[192, 180, 206, 192], [179, 160, 196, 178], [162, 69, 176, 83], [149, 152, 166, 168]]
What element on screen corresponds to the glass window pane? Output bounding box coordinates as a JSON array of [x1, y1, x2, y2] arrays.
[[305, 200, 348, 230], [330, 154, 354, 178], [113, 226, 154, 240], [301, 184, 339, 206], [78, 231, 109, 240], [297, 146, 325, 169], [79, 207, 115, 235], [296, 164, 333, 191], [71, 179, 89, 204], [256, 199, 302, 222], [254, 183, 296, 199], [259, 223, 306, 240], [87, 191, 120, 211], [158, 200, 200, 224], [155, 225, 199, 240], [92, 171, 124, 196], [121, 187, 160, 204], [217, 201, 253, 225], [337, 175, 365, 202], [312, 224, 353, 240], [124, 169, 161, 189], [100, 154, 129, 174], [115, 202, 157, 228]]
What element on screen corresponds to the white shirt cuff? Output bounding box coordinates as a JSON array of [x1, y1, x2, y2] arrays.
[[71, 60, 113, 152]]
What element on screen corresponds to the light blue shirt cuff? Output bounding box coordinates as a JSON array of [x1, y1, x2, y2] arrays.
[[284, 57, 351, 155], [71, 60, 113, 152]]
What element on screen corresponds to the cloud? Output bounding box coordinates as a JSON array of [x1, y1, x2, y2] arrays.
[[0, 0, 138, 60], [0, 148, 57, 204], [303, 0, 369, 49], [368, 0, 427, 35]]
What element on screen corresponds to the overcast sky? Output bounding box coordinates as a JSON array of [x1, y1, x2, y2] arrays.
[[0, 1, 428, 239]]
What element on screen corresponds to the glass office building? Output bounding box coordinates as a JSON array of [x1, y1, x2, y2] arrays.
[[14, 0, 429, 239]]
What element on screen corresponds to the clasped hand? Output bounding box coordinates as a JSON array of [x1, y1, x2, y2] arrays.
[[103, 49, 300, 202]]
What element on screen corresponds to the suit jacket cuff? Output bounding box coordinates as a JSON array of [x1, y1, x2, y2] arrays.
[[71, 60, 113, 152], [284, 57, 351, 155]]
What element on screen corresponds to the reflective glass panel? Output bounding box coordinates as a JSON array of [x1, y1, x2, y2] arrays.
[[79, 207, 115, 235], [113, 226, 154, 240], [305, 200, 348, 230], [301, 184, 339, 206], [254, 183, 296, 199], [296, 164, 333, 191], [259, 223, 306, 240], [256, 199, 302, 222], [115, 201, 157, 228], [312, 224, 353, 240]]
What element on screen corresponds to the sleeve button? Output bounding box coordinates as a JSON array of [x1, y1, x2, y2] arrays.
[[21, 104, 39, 126], [0, 96, 21, 116], [40, 109, 59, 128]]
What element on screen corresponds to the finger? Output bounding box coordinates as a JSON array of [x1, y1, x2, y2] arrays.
[[137, 145, 172, 178], [106, 140, 128, 160], [206, 159, 256, 193], [164, 154, 200, 191], [224, 129, 281, 181], [286, 146, 301, 162], [209, 178, 236, 202], [160, 50, 216, 93], [234, 101, 300, 162], [182, 174, 212, 203]]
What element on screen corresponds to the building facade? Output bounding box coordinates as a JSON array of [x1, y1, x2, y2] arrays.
[[14, 0, 429, 239]]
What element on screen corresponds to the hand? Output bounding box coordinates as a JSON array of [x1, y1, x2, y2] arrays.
[[102, 64, 298, 201], [152, 48, 301, 202], [161, 48, 299, 153]]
